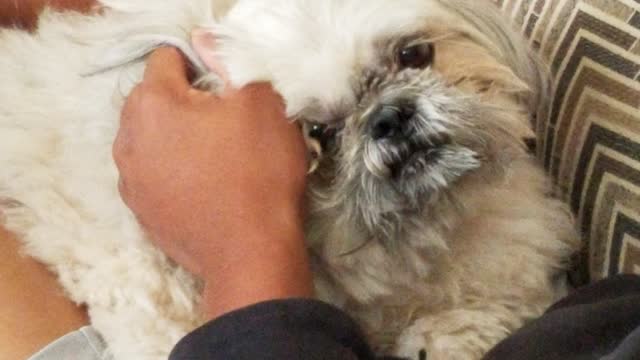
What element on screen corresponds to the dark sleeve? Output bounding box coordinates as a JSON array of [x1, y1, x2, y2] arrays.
[[169, 298, 393, 360], [484, 274, 640, 360]]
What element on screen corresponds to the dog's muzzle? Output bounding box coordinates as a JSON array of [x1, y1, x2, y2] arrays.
[[367, 103, 452, 179]]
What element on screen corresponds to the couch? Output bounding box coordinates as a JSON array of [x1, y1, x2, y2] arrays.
[[494, 0, 640, 285]]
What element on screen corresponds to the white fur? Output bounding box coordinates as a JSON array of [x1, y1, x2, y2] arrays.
[[0, 1, 578, 359]]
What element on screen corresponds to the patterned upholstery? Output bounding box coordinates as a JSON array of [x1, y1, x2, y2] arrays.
[[493, 0, 640, 285]]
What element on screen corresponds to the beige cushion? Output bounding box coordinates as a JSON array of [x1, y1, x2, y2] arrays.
[[495, 0, 640, 284]]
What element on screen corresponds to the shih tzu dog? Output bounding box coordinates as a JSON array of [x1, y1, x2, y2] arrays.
[[0, 0, 579, 359]]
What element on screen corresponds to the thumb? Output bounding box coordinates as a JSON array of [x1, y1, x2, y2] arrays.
[[191, 28, 231, 89]]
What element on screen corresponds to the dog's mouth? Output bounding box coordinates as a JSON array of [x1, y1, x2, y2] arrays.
[[388, 133, 452, 179]]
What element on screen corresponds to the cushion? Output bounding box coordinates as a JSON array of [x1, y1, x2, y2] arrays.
[[494, 0, 640, 285]]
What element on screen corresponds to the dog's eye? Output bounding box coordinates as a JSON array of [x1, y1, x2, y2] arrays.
[[309, 123, 327, 139], [308, 123, 338, 148], [397, 43, 434, 69]]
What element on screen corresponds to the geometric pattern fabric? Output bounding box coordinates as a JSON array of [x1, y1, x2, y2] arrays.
[[494, 0, 640, 284]]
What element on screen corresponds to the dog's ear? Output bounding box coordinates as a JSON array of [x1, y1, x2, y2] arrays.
[[191, 28, 230, 87]]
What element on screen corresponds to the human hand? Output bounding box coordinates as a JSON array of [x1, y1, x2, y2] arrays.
[[113, 47, 313, 318]]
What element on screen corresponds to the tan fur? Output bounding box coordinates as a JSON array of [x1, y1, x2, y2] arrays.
[[303, 17, 579, 360]]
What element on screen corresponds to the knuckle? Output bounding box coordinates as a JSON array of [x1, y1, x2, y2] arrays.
[[112, 139, 123, 165], [117, 177, 140, 213], [112, 132, 129, 166], [117, 178, 130, 201]]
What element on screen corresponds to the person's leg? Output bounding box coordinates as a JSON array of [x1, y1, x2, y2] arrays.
[[0, 0, 96, 29], [0, 1, 97, 357], [0, 225, 89, 359]]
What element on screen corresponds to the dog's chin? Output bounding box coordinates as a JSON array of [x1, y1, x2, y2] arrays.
[[364, 141, 482, 201], [342, 141, 481, 242], [387, 134, 453, 180]]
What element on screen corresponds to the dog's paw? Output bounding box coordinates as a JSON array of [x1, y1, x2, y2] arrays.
[[393, 329, 429, 360], [392, 316, 478, 360], [393, 335, 471, 360], [391, 349, 428, 360]]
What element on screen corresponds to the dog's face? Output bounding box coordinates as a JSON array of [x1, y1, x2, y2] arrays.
[[215, 0, 546, 246]]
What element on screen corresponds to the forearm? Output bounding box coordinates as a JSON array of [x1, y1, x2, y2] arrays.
[[0, 0, 96, 30]]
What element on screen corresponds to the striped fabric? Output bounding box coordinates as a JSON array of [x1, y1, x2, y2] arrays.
[[493, 0, 640, 284]]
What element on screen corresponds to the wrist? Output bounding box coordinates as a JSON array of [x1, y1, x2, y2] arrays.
[[199, 224, 313, 320]]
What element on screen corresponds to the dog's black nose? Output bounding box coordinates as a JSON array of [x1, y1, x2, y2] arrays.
[[369, 106, 412, 140]]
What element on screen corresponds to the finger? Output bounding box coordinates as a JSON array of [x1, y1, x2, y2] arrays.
[[238, 82, 287, 112], [191, 28, 231, 89], [143, 47, 191, 89]]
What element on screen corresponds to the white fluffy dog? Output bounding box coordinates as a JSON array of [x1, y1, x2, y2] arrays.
[[0, 0, 579, 359]]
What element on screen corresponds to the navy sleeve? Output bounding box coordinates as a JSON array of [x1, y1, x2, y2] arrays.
[[169, 298, 388, 360], [484, 275, 640, 360], [170, 276, 640, 360]]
